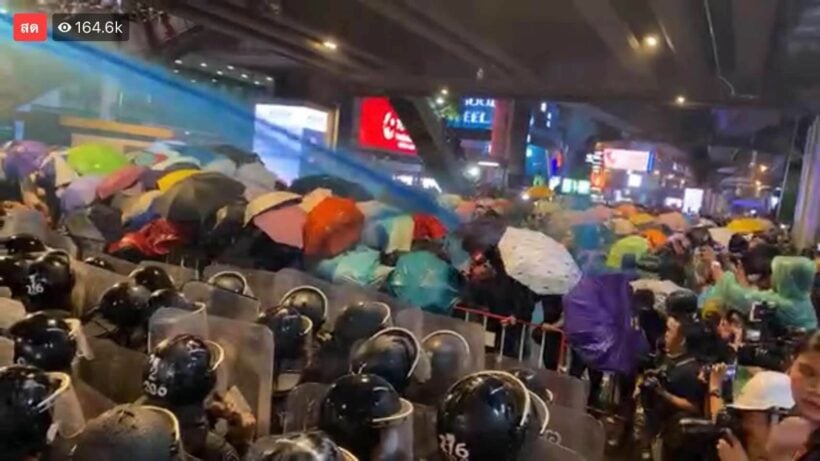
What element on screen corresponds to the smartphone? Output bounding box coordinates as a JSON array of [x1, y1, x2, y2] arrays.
[[745, 328, 762, 342], [724, 364, 737, 381]]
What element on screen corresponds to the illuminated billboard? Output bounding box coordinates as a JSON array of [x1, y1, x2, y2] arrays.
[[602, 148, 654, 172], [358, 97, 417, 155]]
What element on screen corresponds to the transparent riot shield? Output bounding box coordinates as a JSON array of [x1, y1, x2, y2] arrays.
[[73, 261, 130, 318], [203, 264, 277, 306], [411, 403, 438, 461], [75, 337, 147, 404], [181, 280, 261, 322], [529, 438, 585, 461], [147, 309, 275, 436], [247, 433, 358, 461], [0, 297, 27, 330], [372, 398, 414, 461], [394, 309, 485, 374], [82, 252, 138, 275], [48, 371, 87, 439], [0, 336, 13, 366], [281, 382, 329, 433], [136, 261, 198, 288], [486, 354, 590, 411], [274, 269, 410, 328], [542, 403, 606, 461]]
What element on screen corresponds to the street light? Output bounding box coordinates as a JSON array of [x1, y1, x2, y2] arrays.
[[643, 35, 659, 48], [759, 165, 768, 172], [675, 95, 687, 105]]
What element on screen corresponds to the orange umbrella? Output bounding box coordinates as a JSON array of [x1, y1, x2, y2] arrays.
[[641, 228, 668, 249], [303, 196, 364, 258], [615, 203, 638, 217]]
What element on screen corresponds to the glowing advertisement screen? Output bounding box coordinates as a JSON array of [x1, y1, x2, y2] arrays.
[[602, 148, 653, 172], [358, 97, 417, 155]]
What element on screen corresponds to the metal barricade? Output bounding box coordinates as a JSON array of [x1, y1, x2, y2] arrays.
[[453, 306, 590, 411]]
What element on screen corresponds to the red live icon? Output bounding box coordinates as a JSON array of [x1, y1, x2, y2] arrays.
[[13, 13, 48, 42]]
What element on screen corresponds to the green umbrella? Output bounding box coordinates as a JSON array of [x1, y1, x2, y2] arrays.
[[67, 144, 129, 176], [606, 235, 650, 269]]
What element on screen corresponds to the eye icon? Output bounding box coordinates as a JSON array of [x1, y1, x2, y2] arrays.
[[57, 22, 72, 33]]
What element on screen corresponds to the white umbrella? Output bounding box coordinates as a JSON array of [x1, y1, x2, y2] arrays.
[[709, 227, 734, 248], [498, 227, 582, 295], [630, 279, 684, 313]]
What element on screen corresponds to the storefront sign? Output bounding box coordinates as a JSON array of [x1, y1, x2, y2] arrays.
[[448, 98, 495, 130], [358, 97, 417, 155]]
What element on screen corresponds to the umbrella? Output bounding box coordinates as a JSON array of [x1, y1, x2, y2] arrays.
[[437, 194, 462, 210], [628, 212, 655, 227], [533, 200, 562, 216], [526, 185, 553, 200], [727, 218, 771, 234], [127, 150, 167, 167], [615, 203, 638, 218], [655, 212, 689, 232], [454, 200, 477, 221], [202, 158, 237, 177], [236, 162, 280, 194], [606, 235, 650, 268], [314, 246, 387, 287], [119, 190, 162, 224], [97, 165, 146, 200], [387, 251, 460, 314], [497, 227, 582, 295], [157, 169, 201, 192], [4, 140, 49, 178], [708, 227, 734, 249], [39, 151, 78, 187], [609, 217, 637, 236], [360, 213, 414, 253], [244, 191, 302, 224], [209, 145, 260, 165], [252, 204, 307, 249], [303, 196, 364, 258], [300, 188, 333, 213], [458, 216, 507, 253], [175, 145, 219, 165], [640, 228, 668, 249], [60, 176, 103, 213], [290, 175, 373, 201], [152, 156, 201, 171], [67, 144, 129, 176], [153, 172, 245, 223], [564, 273, 649, 374], [413, 214, 447, 240]]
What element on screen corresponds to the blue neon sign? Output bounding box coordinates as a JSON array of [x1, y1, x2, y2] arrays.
[[448, 98, 495, 130]]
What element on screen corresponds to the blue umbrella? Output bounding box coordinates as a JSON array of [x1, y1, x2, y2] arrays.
[[387, 251, 460, 314], [314, 245, 386, 287]]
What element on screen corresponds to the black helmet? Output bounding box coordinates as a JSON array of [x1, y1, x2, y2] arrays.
[[280, 286, 328, 332], [148, 288, 195, 312], [350, 328, 420, 393], [96, 282, 152, 329], [246, 431, 358, 461], [257, 306, 312, 362], [332, 301, 391, 346], [21, 250, 75, 313], [437, 371, 534, 461], [9, 312, 77, 372], [0, 365, 61, 459], [665, 289, 698, 318], [83, 256, 114, 271], [728, 233, 750, 255], [129, 265, 175, 292], [509, 367, 554, 404], [143, 334, 222, 406], [208, 271, 249, 295], [71, 404, 183, 461], [0, 254, 28, 295], [411, 330, 472, 404], [4, 233, 46, 257], [319, 373, 411, 460]]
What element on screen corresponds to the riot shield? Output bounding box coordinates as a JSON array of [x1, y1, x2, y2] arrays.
[[411, 403, 438, 461], [281, 382, 329, 433], [542, 403, 606, 461], [147, 309, 275, 435], [247, 434, 358, 461], [0, 336, 13, 366], [75, 337, 147, 404], [82, 252, 138, 275], [73, 261, 130, 318], [136, 261, 197, 287], [395, 309, 485, 374], [529, 438, 585, 461], [274, 269, 410, 328], [47, 372, 87, 439], [203, 264, 277, 306], [372, 398, 414, 461], [486, 354, 590, 411], [181, 280, 261, 322]]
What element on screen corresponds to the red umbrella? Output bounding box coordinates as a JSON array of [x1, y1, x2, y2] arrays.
[[97, 165, 147, 200]]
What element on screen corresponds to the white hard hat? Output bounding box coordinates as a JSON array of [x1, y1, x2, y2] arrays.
[[728, 371, 795, 411]]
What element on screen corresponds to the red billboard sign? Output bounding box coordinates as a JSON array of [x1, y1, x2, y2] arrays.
[[358, 97, 417, 155]]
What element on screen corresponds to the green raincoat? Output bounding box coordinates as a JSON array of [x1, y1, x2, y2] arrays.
[[713, 256, 817, 330]]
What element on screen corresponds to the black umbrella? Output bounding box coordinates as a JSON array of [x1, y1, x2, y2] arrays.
[[153, 172, 245, 223], [289, 174, 373, 201], [209, 145, 260, 165]]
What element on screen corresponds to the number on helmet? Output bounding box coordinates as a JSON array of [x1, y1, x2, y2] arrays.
[[438, 434, 470, 461]]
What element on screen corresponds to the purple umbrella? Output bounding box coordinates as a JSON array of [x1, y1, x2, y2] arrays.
[[563, 273, 649, 375], [60, 176, 104, 213], [4, 140, 49, 178]]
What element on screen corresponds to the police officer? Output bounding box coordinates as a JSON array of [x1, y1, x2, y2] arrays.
[[141, 334, 240, 461], [130, 265, 176, 292], [246, 431, 358, 461], [84, 281, 152, 351], [280, 286, 329, 333], [17, 250, 75, 313], [208, 271, 253, 298]]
